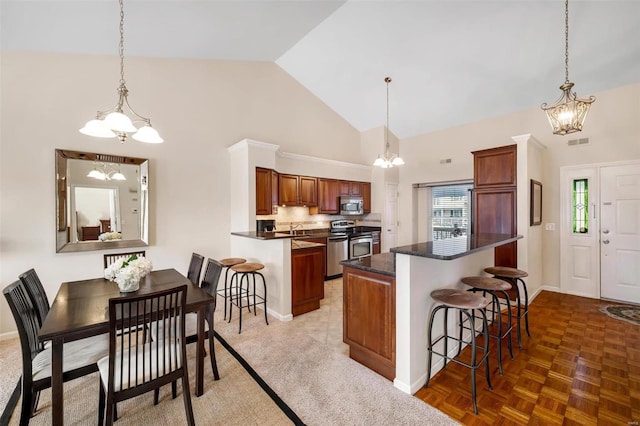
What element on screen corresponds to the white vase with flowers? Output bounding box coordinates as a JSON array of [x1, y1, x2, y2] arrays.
[[104, 254, 152, 293]]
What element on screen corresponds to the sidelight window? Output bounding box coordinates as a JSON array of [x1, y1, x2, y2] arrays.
[[572, 179, 589, 233]]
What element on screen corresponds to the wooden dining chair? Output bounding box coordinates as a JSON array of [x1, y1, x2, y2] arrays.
[[18, 269, 49, 327], [103, 250, 147, 269], [152, 259, 221, 402], [3, 281, 108, 426], [187, 252, 205, 286], [98, 285, 194, 426]]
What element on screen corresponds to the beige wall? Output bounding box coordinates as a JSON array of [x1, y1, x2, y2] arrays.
[[397, 82, 640, 289], [0, 51, 361, 334]]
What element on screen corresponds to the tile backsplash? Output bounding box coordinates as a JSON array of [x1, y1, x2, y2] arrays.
[[257, 207, 380, 232]]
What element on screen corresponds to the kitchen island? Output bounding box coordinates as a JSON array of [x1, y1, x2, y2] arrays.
[[341, 233, 521, 395]]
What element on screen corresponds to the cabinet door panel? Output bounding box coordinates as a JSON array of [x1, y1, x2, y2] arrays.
[[473, 187, 517, 267], [318, 179, 339, 214], [473, 144, 517, 188], [349, 182, 362, 196], [292, 247, 325, 316], [256, 167, 277, 215], [279, 174, 299, 206], [362, 182, 371, 213], [299, 176, 317, 206]]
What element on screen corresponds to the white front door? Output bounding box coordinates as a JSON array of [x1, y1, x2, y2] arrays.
[[600, 163, 640, 304], [560, 167, 600, 298]]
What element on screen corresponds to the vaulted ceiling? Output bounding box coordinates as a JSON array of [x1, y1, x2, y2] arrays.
[[2, 0, 639, 139]]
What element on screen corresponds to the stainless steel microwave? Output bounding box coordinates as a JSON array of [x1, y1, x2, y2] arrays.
[[340, 196, 364, 216]]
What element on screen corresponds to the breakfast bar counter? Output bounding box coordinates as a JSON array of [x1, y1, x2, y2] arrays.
[[390, 233, 521, 394], [340, 233, 521, 393]]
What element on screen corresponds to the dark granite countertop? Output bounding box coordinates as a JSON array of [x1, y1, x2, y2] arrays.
[[390, 233, 522, 260], [230, 231, 294, 240], [341, 252, 396, 277]]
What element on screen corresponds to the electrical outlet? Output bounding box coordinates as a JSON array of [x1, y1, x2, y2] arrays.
[[545, 223, 555, 231]]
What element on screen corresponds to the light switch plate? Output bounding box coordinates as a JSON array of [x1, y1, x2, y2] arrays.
[[545, 223, 555, 231]]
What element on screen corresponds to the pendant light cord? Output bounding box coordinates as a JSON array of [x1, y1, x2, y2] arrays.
[[564, 0, 569, 84], [385, 77, 391, 152], [119, 0, 126, 86]]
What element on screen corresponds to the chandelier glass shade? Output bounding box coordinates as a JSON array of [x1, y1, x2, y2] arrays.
[[373, 77, 404, 168], [541, 0, 595, 136], [79, 0, 163, 144]]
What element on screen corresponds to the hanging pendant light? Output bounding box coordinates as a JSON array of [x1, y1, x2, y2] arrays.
[[79, 0, 163, 144], [541, 0, 595, 136], [373, 77, 404, 168]]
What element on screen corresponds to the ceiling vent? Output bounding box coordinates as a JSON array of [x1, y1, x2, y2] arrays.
[[567, 137, 590, 147], [439, 158, 452, 164]]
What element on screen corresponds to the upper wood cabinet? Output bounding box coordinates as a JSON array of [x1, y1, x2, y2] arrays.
[[339, 181, 362, 197], [279, 174, 317, 207], [361, 182, 371, 213], [318, 178, 339, 214], [473, 144, 517, 188], [255, 167, 278, 215]]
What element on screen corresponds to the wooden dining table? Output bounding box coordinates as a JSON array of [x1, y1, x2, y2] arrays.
[[38, 268, 216, 426]]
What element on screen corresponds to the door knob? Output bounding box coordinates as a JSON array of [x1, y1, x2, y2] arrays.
[[602, 229, 609, 234], [602, 239, 610, 244]]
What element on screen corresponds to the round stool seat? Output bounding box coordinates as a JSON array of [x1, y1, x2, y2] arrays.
[[462, 276, 511, 291], [220, 258, 246, 267], [231, 262, 264, 273], [431, 289, 490, 310], [484, 266, 528, 278]]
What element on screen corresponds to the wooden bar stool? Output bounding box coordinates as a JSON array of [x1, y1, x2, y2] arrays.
[[461, 276, 514, 375], [425, 288, 492, 414], [228, 262, 269, 334], [217, 258, 246, 320], [484, 266, 530, 348]]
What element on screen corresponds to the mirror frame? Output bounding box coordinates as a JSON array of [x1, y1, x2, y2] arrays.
[[55, 149, 149, 253]]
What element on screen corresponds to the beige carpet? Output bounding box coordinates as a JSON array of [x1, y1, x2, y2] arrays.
[[2, 299, 458, 425], [1, 336, 291, 425], [213, 306, 457, 425]]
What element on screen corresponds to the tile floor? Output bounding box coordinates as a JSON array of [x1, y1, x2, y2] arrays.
[[288, 277, 349, 356]]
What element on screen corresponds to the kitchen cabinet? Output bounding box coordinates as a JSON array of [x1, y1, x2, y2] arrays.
[[472, 144, 517, 267], [362, 182, 371, 213], [343, 266, 395, 380], [279, 174, 317, 207], [255, 167, 278, 215], [296, 237, 327, 276], [318, 178, 339, 214], [339, 181, 362, 197], [474, 144, 517, 188], [292, 245, 325, 316]]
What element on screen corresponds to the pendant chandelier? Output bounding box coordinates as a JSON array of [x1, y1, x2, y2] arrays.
[[373, 77, 404, 168], [79, 0, 163, 144], [541, 0, 595, 136]]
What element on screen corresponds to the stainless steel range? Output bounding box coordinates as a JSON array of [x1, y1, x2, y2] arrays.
[[331, 220, 373, 260]]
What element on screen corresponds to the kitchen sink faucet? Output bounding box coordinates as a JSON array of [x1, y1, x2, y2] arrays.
[[289, 223, 303, 235]]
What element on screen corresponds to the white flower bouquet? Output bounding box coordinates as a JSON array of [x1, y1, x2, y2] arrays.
[[99, 232, 122, 242], [104, 254, 152, 292]]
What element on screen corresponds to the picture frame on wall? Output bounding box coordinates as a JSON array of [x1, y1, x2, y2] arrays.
[[530, 179, 542, 226]]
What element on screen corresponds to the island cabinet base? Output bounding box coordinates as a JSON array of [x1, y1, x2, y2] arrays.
[[343, 266, 396, 381], [292, 246, 325, 316]]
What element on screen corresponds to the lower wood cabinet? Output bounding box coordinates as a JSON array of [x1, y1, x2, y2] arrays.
[[343, 266, 395, 380], [291, 245, 325, 316], [473, 187, 517, 267]]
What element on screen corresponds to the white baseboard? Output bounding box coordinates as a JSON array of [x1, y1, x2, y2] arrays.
[[0, 331, 18, 341]]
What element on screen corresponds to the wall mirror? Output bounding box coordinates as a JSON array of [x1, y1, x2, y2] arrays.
[[55, 149, 149, 253]]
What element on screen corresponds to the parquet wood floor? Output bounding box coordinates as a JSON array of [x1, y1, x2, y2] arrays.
[[414, 290, 640, 425]]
